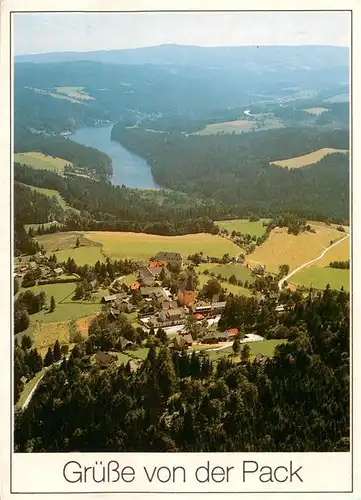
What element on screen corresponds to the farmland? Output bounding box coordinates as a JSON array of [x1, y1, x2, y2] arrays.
[[303, 107, 329, 115], [194, 117, 284, 135], [16, 281, 109, 353], [315, 236, 350, 267], [289, 267, 350, 291], [14, 152, 71, 172], [270, 148, 348, 169], [216, 218, 270, 237], [52, 246, 105, 266], [35, 231, 240, 263], [82, 231, 240, 261], [197, 263, 254, 282], [55, 86, 94, 100], [245, 224, 342, 274]]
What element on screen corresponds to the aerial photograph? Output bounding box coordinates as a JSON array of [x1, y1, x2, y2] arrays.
[[13, 11, 350, 453]]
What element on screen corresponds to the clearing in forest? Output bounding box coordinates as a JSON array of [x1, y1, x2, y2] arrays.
[[303, 107, 330, 115], [270, 147, 348, 169], [81, 231, 240, 261], [245, 224, 342, 274], [216, 218, 270, 237], [14, 152, 71, 172], [55, 86, 94, 100]]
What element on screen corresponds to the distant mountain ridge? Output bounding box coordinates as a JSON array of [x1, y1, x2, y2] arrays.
[[16, 43, 348, 70]]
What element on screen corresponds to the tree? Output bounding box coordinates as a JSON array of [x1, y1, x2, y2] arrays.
[[240, 344, 251, 364], [50, 296, 56, 312], [14, 277, 19, 295], [229, 274, 238, 285], [75, 237, 80, 248], [202, 278, 222, 299], [21, 335, 32, 350], [53, 340, 61, 362], [232, 337, 241, 355], [44, 347, 54, 367]]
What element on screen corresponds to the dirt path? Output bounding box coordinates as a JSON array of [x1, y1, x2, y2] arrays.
[[278, 234, 349, 290]]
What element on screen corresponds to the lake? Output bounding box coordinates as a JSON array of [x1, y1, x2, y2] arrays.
[[71, 125, 159, 189]]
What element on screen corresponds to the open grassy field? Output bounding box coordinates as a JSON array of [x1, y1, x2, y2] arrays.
[[195, 120, 255, 135], [303, 107, 330, 115], [207, 339, 287, 361], [53, 246, 105, 266], [270, 148, 348, 169], [81, 231, 240, 261], [216, 218, 270, 237], [315, 236, 350, 267], [15, 152, 71, 172], [200, 263, 254, 282], [195, 117, 284, 136], [55, 86, 94, 100], [290, 267, 350, 291], [16, 282, 108, 353], [125, 347, 150, 360], [245, 224, 342, 274], [197, 272, 252, 297]]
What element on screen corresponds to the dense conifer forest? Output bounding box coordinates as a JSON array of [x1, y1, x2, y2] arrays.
[[14, 288, 349, 452]]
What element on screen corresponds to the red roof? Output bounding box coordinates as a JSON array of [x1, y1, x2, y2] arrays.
[[194, 313, 205, 320], [131, 282, 140, 290], [228, 328, 239, 335]]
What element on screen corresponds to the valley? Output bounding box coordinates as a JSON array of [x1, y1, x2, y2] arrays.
[[13, 39, 350, 455]]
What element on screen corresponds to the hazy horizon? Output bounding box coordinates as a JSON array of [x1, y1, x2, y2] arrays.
[[14, 11, 350, 56]]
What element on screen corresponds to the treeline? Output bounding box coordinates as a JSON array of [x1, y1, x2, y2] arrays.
[[14, 336, 43, 404], [14, 287, 349, 452], [111, 124, 349, 221], [329, 260, 350, 269], [14, 164, 219, 236]]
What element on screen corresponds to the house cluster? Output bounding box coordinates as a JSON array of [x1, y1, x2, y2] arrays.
[[172, 328, 239, 350], [14, 252, 65, 283]]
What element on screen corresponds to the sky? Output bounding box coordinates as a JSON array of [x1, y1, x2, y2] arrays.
[[14, 11, 350, 55]]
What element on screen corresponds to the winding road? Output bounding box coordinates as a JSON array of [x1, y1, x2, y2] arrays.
[[278, 234, 349, 291]]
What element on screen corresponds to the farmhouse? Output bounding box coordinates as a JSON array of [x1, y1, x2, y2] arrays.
[[155, 251, 183, 267], [118, 337, 133, 351], [201, 331, 229, 344], [159, 307, 186, 325], [53, 267, 64, 277], [173, 334, 193, 349], [102, 294, 119, 304]]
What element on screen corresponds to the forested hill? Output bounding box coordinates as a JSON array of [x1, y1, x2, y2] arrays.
[[16, 44, 348, 73], [111, 125, 350, 221]]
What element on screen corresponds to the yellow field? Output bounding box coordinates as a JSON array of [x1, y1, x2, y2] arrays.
[[14, 152, 71, 172], [55, 86, 94, 100], [270, 148, 348, 169], [33, 321, 70, 357], [82, 231, 240, 261], [245, 224, 342, 273], [303, 107, 329, 115], [315, 236, 350, 267]]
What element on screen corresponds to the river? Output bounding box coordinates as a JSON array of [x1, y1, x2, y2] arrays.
[[71, 124, 160, 189]]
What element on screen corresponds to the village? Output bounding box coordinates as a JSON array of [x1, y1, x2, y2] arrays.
[[14, 249, 282, 372]]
